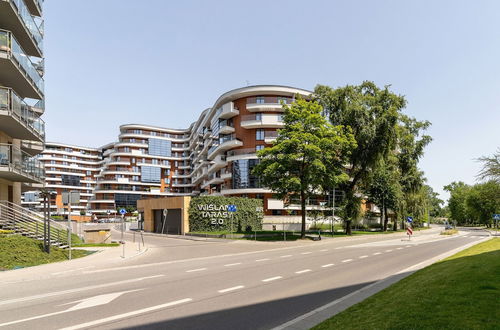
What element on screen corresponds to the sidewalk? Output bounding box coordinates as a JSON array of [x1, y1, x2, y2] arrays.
[[0, 238, 149, 283]]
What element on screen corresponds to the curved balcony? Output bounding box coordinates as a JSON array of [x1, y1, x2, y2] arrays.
[[227, 148, 257, 162], [0, 30, 44, 99], [216, 102, 239, 119], [207, 154, 227, 174], [207, 135, 243, 160], [0, 87, 45, 142], [0, 143, 44, 183], [240, 114, 284, 129], [246, 96, 293, 112], [0, 0, 43, 57], [264, 130, 278, 144]]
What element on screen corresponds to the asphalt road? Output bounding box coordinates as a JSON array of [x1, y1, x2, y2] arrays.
[[0, 227, 490, 330]]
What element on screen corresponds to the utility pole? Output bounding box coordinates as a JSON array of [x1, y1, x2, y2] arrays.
[[331, 188, 335, 236], [68, 199, 72, 260]]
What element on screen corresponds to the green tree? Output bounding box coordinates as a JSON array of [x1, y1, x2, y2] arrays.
[[444, 181, 472, 225], [314, 82, 404, 234], [476, 149, 500, 184], [466, 181, 500, 227], [253, 97, 356, 238]]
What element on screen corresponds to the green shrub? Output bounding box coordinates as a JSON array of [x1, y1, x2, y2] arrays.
[[188, 196, 263, 232]]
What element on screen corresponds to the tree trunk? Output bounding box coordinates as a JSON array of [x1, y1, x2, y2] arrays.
[[345, 220, 352, 235], [393, 217, 397, 231], [383, 206, 388, 232], [380, 199, 385, 230], [300, 190, 306, 239]]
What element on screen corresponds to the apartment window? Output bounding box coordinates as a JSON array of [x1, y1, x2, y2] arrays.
[[256, 96, 265, 104], [148, 138, 171, 157], [151, 131, 157, 136], [256, 145, 265, 151], [131, 158, 136, 164], [164, 169, 170, 176], [232, 159, 260, 189], [115, 194, 142, 208], [277, 114, 284, 122], [133, 129, 142, 134], [61, 175, 80, 186], [256, 129, 265, 140], [123, 147, 130, 152], [255, 113, 262, 121], [141, 166, 161, 183], [86, 171, 91, 175]]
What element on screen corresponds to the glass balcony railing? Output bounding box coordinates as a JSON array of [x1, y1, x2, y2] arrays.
[[9, 0, 44, 52], [247, 96, 294, 105], [0, 87, 45, 139], [0, 30, 44, 96], [0, 143, 45, 181]]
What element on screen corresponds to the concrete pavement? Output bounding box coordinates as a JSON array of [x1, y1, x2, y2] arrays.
[[0, 226, 490, 329]]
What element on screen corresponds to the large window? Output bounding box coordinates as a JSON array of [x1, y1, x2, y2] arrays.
[[141, 166, 161, 183], [148, 138, 171, 157], [115, 194, 142, 208], [256, 129, 265, 140], [61, 174, 80, 186], [232, 159, 260, 189]]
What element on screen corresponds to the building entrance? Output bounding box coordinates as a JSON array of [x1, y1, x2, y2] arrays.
[[153, 208, 182, 235]]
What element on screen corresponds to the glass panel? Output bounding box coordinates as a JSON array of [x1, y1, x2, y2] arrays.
[[10, 0, 43, 51]]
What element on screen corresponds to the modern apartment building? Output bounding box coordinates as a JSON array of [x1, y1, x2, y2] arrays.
[[23, 142, 103, 219], [24, 85, 335, 220], [0, 0, 45, 204]]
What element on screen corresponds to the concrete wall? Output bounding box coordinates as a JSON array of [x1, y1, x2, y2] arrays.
[[137, 196, 191, 234]]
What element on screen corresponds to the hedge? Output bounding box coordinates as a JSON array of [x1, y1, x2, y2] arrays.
[[188, 196, 263, 232]]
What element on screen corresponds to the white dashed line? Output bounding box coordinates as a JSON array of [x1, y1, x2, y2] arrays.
[[301, 252, 312, 255], [405, 245, 411, 248], [320, 249, 328, 252], [186, 268, 207, 273], [255, 258, 270, 262], [218, 285, 245, 293], [224, 263, 242, 267], [342, 259, 353, 263], [280, 255, 292, 258], [396, 247, 403, 250], [359, 255, 368, 259], [295, 269, 312, 274], [321, 264, 334, 268], [262, 276, 283, 282], [373, 252, 382, 255], [385, 249, 393, 252]]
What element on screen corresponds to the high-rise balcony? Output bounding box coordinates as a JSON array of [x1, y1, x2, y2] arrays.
[[0, 143, 44, 183], [0, 0, 43, 57], [264, 130, 278, 144], [0, 30, 44, 99], [0, 87, 45, 142], [246, 96, 293, 112], [216, 102, 239, 119], [207, 134, 243, 160], [240, 114, 284, 129], [24, 0, 43, 17]]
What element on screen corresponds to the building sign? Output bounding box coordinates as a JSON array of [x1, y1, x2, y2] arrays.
[[197, 204, 236, 225]]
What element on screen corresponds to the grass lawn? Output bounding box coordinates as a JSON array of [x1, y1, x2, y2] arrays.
[[0, 235, 91, 270], [313, 238, 500, 330]]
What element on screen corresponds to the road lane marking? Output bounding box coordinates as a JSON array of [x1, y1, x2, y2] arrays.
[[295, 269, 312, 274], [186, 268, 207, 273], [280, 255, 292, 258], [373, 252, 382, 255], [342, 259, 353, 263], [321, 264, 334, 268], [385, 249, 393, 252], [301, 252, 312, 255], [59, 298, 193, 330], [262, 276, 283, 282], [255, 258, 270, 262], [0, 275, 165, 307], [396, 247, 403, 250], [52, 266, 95, 276], [320, 249, 328, 252], [406, 245, 411, 248], [0, 290, 142, 328], [224, 263, 242, 267], [218, 285, 245, 293], [359, 255, 368, 259]]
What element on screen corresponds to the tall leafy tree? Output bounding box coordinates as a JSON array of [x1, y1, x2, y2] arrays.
[[314, 82, 403, 234], [476, 149, 500, 184], [253, 98, 356, 238], [444, 181, 472, 225], [466, 181, 500, 226]]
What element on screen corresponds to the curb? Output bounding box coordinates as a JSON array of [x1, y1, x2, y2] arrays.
[[272, 235, 492, 330]]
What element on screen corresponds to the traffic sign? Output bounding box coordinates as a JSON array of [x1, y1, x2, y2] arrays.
[[493, 214, 500, 221], [228, 204, 237, 212], [119, 208, 126, 215], [406, 216, 413, 223], [407, 226, 413, 236]]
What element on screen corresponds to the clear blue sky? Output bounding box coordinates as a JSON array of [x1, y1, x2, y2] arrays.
[[43, 0, 500, 201]]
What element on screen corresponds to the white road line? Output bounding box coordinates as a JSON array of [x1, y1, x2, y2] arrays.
[[320, 249, 328, 252], [0, 275, 165, 307], [396, 247, 403, 250], [186, 268, 207, 273], [224, 263, 242, 267], [262, 276, 283, 282], [406, 245, 412, 248], [373, 252, 382, 255], [385, 249, 393, 252], [59, 298, 192, 330], [218, 285, 245, 293], [301, 252, 312, 255], [321, 264, 334, 268], [255, 258, 270, 262], [295, 269, 312, 274], [51, 266, 95, 276], [342, 259, 353, 263], [359, 255, 368, 259], [280, 255, 292, 258]]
